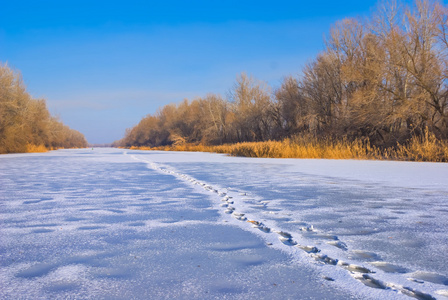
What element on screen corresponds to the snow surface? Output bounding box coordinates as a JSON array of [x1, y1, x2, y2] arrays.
[[1, 148, 447, 299]]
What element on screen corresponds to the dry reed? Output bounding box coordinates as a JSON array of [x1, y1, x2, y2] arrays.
[[26, 144, 48, 153], [130, 131, 448, 162]]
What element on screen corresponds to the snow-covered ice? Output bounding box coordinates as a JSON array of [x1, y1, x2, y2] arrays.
[[1, 148, 447, 299]]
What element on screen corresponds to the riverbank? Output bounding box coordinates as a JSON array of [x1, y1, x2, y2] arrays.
[[129, 132, 448, 162]]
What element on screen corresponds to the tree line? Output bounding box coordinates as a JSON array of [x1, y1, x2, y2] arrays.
[[117, 0, 447, 150], [0, 64, 87, 154]]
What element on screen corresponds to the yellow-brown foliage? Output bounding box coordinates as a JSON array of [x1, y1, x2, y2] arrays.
[[130, 133, 448, 162], [118, 1, 448, 158], [0, 63, 88, 154], [393, 130, 448, 162], [26, 144, 48, 153]]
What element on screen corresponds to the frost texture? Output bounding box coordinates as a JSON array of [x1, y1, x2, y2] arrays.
[[1, 148, 447, 299]]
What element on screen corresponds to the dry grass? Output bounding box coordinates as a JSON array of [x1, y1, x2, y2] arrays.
[[393, 130, 448, 162], [26, 144, 48, 153], [210, 138, 377, 159], [130, 132, 448, 162]]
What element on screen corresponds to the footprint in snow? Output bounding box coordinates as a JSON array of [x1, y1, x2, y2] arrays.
[[247, 220, 271, 233], [338, 262, 372, 273], [311, 253, 338, 265], [297, 245, 320, 254], [353, 274, 437, 300], [370, 261, 409, 273], [348, 250, 381, 261], [232, 213, 247, 221], [409, 271, 448, 286], [276, 231, 297, 246], [327, 240, 348, 251]]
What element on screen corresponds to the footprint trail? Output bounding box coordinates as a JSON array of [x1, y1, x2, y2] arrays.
[[128, 152, 444, 300]]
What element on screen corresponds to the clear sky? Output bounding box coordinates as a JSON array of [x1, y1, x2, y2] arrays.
[[0, 0, 413, 144]]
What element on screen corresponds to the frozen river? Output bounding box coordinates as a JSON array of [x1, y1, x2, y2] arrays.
[[1, 148, 447, 299]]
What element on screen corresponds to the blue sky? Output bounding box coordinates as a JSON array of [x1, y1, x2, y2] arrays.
[[1, 0, 410, 144]]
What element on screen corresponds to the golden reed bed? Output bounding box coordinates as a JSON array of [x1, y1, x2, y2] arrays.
[[130, 132, 448, 162]]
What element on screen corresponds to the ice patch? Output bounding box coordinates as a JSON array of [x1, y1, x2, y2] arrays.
[[2, 148, 447, 300]]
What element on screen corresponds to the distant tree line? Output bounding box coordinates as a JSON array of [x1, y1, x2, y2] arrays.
[[117, 0, 447, 149], [0, 64, 87, 154]]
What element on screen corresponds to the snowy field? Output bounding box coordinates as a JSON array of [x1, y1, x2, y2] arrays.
[[1, 148, 447, 299]]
